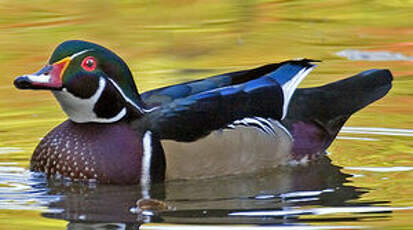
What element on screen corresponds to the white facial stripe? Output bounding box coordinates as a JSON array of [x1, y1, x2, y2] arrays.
[[53, 77, 127, 123], [70, 49, 94, 60], [26, 73, 51, 83], [281, 66, 314, 119], [141, 131, 152, 199], [107, 78, 158, 114]]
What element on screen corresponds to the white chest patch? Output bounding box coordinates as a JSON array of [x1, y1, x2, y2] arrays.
[[53, 77, 126, 123], [162, 118, 293, 180]]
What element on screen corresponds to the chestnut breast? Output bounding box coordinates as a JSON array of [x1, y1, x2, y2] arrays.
[[31, 120, 144, 184]]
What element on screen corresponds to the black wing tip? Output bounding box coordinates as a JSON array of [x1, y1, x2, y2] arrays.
[[293, 58, 321, 66], [275, 58, 321, 69], [294, 58, 321, 63], [347, 69, 393, 91], [360, 68, 393, 82]]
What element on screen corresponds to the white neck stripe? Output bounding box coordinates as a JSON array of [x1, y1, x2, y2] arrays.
[[107, 78, 158, 114], [141, 131, 152, 199]]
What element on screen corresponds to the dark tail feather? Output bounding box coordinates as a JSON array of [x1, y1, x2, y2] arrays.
[[282, 69, 393, 159]]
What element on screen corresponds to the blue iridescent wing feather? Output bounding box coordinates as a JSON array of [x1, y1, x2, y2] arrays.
[[145, 60, 316, 141], [141, 59, 317, 107], [147, 77, 283, 141]]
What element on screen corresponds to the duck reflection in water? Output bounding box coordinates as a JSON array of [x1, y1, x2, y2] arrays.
[[40, 156, 389, 228]]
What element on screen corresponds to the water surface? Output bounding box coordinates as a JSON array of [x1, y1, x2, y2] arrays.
[[0, 0, 412, 229]]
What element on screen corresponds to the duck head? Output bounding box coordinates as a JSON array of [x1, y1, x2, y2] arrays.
[[14, 40, 145, 123]]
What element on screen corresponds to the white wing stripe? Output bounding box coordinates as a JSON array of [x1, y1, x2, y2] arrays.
[[281, 66, 315, 119]]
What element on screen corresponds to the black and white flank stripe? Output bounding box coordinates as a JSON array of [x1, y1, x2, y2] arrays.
[[226, 117, 279, 136]]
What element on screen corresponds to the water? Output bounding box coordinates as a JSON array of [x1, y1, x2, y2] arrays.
[[1, 0, 412, 229]]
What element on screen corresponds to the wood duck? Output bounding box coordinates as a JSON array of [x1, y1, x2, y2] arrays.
[[14, 40, 393, 185]]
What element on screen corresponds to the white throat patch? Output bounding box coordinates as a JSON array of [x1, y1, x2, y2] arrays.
[[53, 77, 126, 123]]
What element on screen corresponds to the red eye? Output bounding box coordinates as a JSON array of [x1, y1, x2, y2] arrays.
[[81, 56, 97, 72]]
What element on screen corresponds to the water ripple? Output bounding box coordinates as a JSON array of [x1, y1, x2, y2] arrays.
[[0, 166, 61, 211], [229, 206, 413, 217], [340, 127, 413, 137], [336, 49, 413, 61], [141, 224, 366, 230], [345, 166, 413, 172], [0, 147, 23, 154]]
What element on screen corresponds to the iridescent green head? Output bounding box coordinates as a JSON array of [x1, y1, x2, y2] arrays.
[[14, 40, 146, 123]]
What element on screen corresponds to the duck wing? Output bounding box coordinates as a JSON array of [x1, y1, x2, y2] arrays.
[[141, 61, 315, 141], [141, 59, 317, 107]]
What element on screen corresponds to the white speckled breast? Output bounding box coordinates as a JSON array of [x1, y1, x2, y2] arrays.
[[31, 127, 99, 181], [31, 120, 144, 184]]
